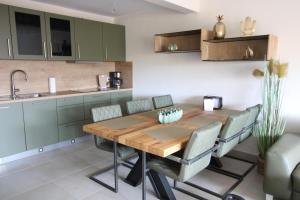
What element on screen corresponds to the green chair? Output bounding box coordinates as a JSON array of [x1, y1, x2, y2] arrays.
[[126, 99, 154, 115], [152, 95, 174, 109], [239, 104, 261, 143], [90, 104, 136, 192], [147, 122, 222, 199], [264, 133, 300, 200]]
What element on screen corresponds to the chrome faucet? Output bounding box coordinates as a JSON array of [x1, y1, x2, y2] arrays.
[[11, 70, 28, 100]]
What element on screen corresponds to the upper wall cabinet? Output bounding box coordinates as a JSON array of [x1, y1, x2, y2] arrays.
[[103, 23, 126, 62], [75, 19, 103, 61], [0, 4, 13, 60], [45, 14, 75, 60], [9, 7, 47, 60], [201, 35, 278, 61]]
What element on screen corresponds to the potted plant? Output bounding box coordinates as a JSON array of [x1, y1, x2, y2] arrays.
[[253, 59, 288, 175]]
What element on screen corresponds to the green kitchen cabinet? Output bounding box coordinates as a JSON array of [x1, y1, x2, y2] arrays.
[[0, 4, 13, 60], [103, 23, 126, 61], [75, 19, 103, 61], [45, 13, 75, 60], [84, 93, 111, 120], [57, 104, 84, 125], [23, 99, 59, 150], [111, 90, 132, 115], [58, 121, 85, 142], [9, 6, 47, 60], [0, 103, 26, 157]]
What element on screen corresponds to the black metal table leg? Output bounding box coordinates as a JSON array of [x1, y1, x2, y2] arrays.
[[124, 156, 142, 186], [142, 151, 146, 200], [114, 141, 118, 193]]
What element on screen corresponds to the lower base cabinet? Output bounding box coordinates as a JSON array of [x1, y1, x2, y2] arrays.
[[0, 103, 26, 157], [23, 99, 59, 150], [111, 91, 132, 115]]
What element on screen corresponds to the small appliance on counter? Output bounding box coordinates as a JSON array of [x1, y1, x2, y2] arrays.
[[109, 71, 122, 88], [97, 74, 109, 90], [203, 96, 223, 110]]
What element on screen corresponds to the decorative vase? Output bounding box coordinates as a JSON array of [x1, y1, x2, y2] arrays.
[[213, 15, 226, 39], [257, 155, 265, 175], [168, 43, 178, 52]]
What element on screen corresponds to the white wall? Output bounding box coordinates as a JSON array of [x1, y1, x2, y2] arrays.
[[116, 0, 300, 134]]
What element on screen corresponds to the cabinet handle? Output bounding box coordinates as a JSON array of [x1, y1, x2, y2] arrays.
[[7, 38, 12, 57], [50, 42, 53, 57], [105, 47, 108, 61], [0, 106, 9, 110], [43, 41, 47, 59], [78, 44, 81, 59]]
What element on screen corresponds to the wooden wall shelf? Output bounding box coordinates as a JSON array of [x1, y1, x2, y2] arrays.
[[201, 35, 278, 61], [154, 29, 213, 53]]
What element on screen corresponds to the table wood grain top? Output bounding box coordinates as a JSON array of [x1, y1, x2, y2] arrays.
[[83, 104, 240, 157]]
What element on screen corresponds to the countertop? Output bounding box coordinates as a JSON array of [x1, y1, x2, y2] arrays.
[[0, 87, 132, 105]]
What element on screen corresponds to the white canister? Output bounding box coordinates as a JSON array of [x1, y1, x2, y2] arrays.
[[48, 77, 56, 94], [204, 99, 214, 112]]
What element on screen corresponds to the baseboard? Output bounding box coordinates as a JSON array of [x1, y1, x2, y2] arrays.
[[0, 135, 92, 165]]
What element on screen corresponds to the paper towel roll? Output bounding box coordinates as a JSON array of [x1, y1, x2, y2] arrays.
[[48, 77, 56, 94]]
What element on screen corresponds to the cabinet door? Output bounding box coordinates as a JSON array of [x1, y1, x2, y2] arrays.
[[59, 121, 85, 142], [9, 7, 47, 60], [75, 19, 103, 61], [23, 100, 58, 150], [103, 23, 126, 61], [46, 13, 75, 60], [111, 91, 132, 115], [0, 103, 26, 157], [57, 104, 84, 125], [83, 93, 111, 121], [0, 4, 13, 60]]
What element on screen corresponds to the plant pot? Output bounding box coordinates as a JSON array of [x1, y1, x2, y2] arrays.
[[257, 155, 265, 175]]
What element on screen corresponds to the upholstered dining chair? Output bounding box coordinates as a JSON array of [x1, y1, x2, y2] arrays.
[[147, 122, 222, 199], [152, 95, 174, 109], [90, 104, 136, 192], [126, 99, 154, 115], [239, 104, 261, 143]]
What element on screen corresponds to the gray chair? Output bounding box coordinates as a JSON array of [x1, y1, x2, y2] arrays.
[[239, 104, 261, 143], [126, 99, 154, 115], [264, 133, 300, 200], [152, 95, 174, 109], [90, 104, 136, 192], [147, 122, 222, 199], [214, 110, 250, 158]]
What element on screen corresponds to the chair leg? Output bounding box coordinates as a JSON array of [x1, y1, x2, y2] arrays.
[[142, 151, 146, 200]]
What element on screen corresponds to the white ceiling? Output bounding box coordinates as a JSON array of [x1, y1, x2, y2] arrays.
[[33, 0, 168, 17]]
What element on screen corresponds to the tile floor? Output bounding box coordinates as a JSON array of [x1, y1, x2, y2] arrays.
[[0, 139, 265, 200]]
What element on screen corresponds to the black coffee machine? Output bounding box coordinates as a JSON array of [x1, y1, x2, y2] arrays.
[[109, 72, 122, 88]]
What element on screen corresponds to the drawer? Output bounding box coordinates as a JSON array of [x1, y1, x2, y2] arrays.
[[84, 93, 110, 104], [59, 121, 85, 142], [110, 90, 132, 99], [57, 96, 84, 107], [57, 104, 84, 124], [84, 101, 111, 120]]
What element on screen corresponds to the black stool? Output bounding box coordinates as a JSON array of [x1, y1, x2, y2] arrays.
[[223, 194, 245, 200]]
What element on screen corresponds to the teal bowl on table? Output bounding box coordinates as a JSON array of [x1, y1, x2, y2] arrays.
[[158, 108, 183, 124]]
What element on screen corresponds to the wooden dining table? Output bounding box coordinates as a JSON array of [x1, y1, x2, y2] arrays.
[[83, 104, 240, 200]]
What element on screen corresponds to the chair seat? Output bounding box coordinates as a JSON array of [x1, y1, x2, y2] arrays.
[[148, 157, 181, 181], [292, 164, 300, 193], [98, 140, 136, 160]]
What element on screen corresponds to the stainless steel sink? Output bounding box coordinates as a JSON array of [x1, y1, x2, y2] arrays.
[[15, 93, 43, 99]]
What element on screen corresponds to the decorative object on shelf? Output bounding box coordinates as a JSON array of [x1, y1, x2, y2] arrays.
[[240, 16, 256, 36], [253, 59, 288, 175], [158, 108, 183, 124], [244, 46, 254, 59], [213, 15, 226, 39], [167, 43, 178, 52]]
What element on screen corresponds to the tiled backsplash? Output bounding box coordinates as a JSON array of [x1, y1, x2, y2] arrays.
[[0, 60, 132, 96]]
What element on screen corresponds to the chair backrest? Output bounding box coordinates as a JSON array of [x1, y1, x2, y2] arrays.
[[215, 110, 250, 158], [91, 104, 123, 146], [126, 99, 154, 115], [152, 95, 173, 109], [91, 104, 122, 122], [178, 122, 222, 182], [239, 104, 262, 142]]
